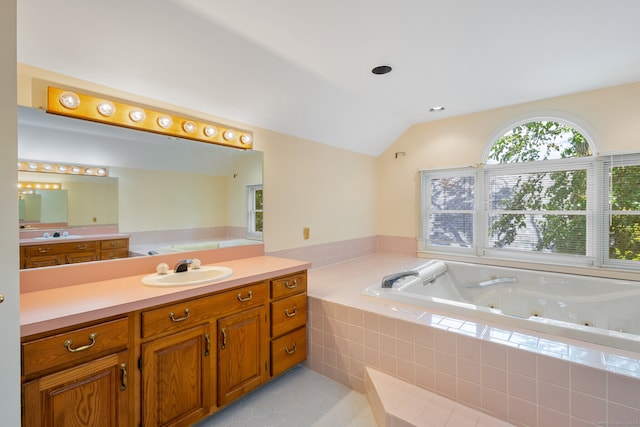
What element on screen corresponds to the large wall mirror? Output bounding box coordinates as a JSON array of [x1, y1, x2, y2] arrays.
[[18, 106, 263, 268]]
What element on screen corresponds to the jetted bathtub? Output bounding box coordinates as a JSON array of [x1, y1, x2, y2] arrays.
[[363, 260, 640, 353]]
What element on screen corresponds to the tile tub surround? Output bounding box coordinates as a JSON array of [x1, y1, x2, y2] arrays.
[[305, 254, 640, 427]]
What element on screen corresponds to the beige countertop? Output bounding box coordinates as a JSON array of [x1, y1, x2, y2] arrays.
[[20, 255, 311, 337]]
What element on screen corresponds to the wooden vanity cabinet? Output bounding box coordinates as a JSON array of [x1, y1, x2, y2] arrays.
[[21, 317, 131, 427], [20, 237, 129, 268], [21, 269, 308, 427], [100, 238, 129, 260], [139, 280, 268, 426], [22, 240, 98, 268], [269, 272, 308, 377]]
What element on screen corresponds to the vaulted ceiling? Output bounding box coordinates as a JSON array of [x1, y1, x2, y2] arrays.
[[17, 0, 640, 156]]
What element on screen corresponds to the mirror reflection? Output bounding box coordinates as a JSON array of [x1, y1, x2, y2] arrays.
[[18, 106, 263, 269]]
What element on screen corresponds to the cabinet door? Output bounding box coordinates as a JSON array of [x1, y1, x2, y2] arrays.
[[141, 324, 212, 427], [22, 351, 130, 427], [217, 306, 268, 406]]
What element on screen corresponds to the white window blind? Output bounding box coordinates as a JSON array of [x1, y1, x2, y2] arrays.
[[600, 153, 640, 268], [483, 158, 594, 262], [420, 169, 476, 252]]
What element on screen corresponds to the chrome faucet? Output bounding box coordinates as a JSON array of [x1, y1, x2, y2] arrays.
[[381, 270, 420, 288], [174, 259, 192, 273]]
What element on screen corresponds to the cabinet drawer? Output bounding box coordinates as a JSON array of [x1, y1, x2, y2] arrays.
[[66, 251, 98, 264], [24, 240, 98, 256], [271, 272, 307, 299], [22, 317, 129, 377], [100, 248, 129, 260], [100, 238, 128, 250], [141, 282, 268, 338], [271, 293, 307, 338], [141, 295, 217, 338], [24, 254, 65, 268], [271, 326, 306, 377]]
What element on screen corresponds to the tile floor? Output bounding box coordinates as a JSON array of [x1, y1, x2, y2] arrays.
[[195, 366, 376, 427]]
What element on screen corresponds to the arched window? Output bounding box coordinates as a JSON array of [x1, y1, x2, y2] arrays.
[[484, 120, 594, 259], [487, 120, 592, 164], [420, 117, 640, 270]]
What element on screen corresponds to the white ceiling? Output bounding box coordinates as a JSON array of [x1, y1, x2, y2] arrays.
[[16, 0, 640, 156]]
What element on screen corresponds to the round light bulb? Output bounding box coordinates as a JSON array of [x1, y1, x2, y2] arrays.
[[71, 167, 81, 174], [58, 165, 67, 173], [157, 115, 173, 129], [97, 101, 116, 117], [96, 168, 106, 176], [223, 130, 235, 141], [240, 134, 252, 144], [28, 163, 37, 170], [204, 125, 218, 137], [59, 91, 80, 109], [43, 164, 52, 171], [182, 120, 197, 134], [129, 109, 146, 123]]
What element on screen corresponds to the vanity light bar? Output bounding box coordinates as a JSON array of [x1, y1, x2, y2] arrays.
[[47, 86, 254, 150], [18, 182, 62, 190], [18, 160, 109, 177]]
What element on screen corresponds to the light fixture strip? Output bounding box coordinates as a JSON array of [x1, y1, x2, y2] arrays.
[[17, 181, 62, 190], [47, 86, 253, 150], [17, 160, 109, 177]]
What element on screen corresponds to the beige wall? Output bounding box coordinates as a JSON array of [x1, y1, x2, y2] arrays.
[[17, 64, 379, 252], [377, 82, 640, 239], [114, 168, 227, 232], [227, 152, 263, 229], [255, 128, 377, 252]]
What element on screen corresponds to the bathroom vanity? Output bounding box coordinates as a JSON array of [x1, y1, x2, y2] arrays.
[[19, 235, 129, 268], [20, 257, 309, 427]]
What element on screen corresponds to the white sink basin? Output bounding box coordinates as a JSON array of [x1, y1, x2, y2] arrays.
[[32, 235, 83, 240], [142, 266, 233, 287]]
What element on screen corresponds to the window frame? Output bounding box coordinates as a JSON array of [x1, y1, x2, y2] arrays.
[[481, 156, 596, 266], [418, 118, 640, 273], [419, 168, 478, 256], [246, 184, 263, 240]]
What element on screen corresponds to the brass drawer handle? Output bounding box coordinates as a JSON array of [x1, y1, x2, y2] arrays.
[[169, 308, 190, 322], [38, 247, 49, 253], [285, 343, 297, 355], [220, 328, 227, 349], [63, 332, 97, 353], [110, 241, 120, 247], [77, 244, 88, 250], [237, 290, 253, 302], [285, 279, 298, 289], [204, 334, 211, 357], [285, 305, 297, 317], [119, 363, 128, 391]]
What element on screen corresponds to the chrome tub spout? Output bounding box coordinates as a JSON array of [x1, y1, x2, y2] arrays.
[[381, 271, 420, 288]]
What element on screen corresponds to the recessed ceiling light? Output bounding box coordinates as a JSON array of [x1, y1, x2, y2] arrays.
[[429, 106, 445, 112], [371, 65, 392, 75]]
